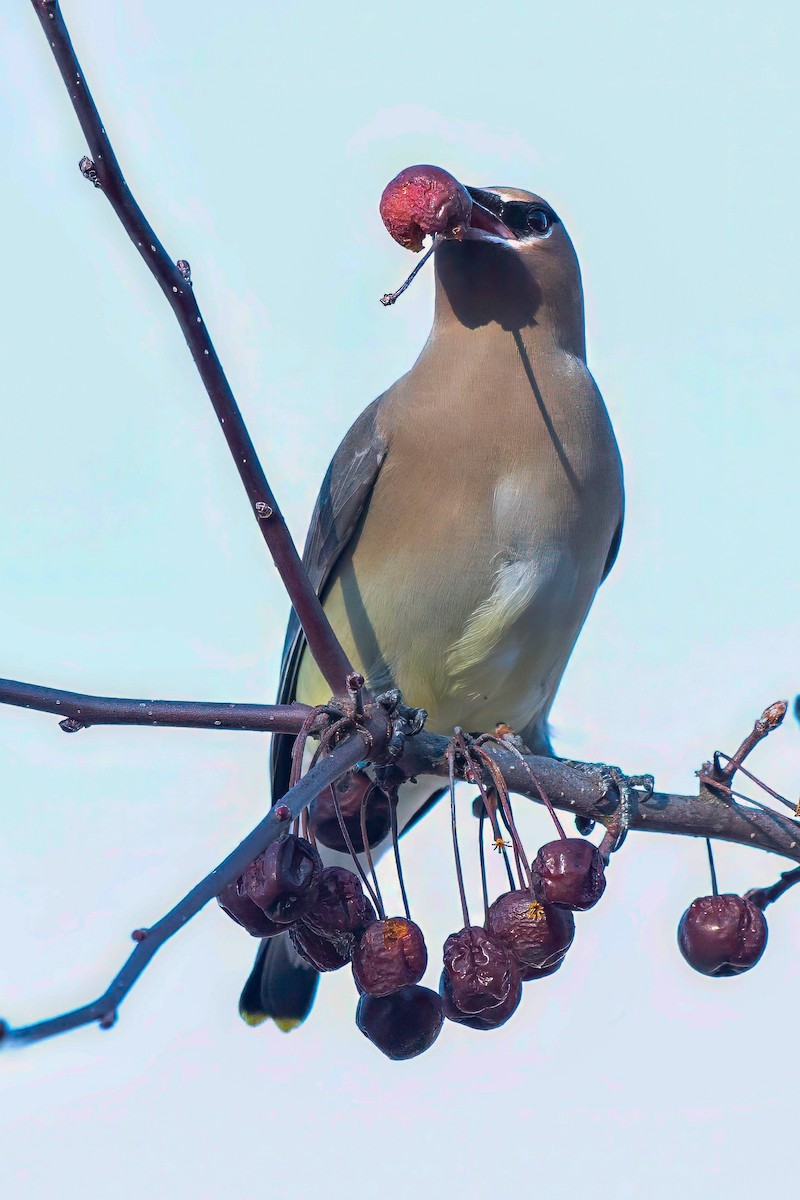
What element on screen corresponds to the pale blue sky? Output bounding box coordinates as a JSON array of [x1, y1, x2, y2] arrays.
[[2, 2, 799, 1198]]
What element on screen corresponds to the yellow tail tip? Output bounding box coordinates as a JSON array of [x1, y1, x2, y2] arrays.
[[274, 1016, 303, 1034], [239, 1009, 270, 1028]]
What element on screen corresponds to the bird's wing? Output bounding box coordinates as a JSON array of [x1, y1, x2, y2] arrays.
[[270, 396, 389, 799]]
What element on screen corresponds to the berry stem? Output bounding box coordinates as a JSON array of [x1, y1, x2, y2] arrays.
[[478, 809, 490, 923], [328, 783, 382, 914], [360, 790, 386, 919], [448, 746, 471, 929], [706, 838, 719, 897], [389, 795, 412, 921], [380, 238, 437, 306]]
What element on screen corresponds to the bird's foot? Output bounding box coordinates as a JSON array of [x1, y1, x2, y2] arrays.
[[558, 759, 654, 853]]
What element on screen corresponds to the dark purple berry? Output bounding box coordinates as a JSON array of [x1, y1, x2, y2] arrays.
[[243, 835, 322, 925], [442, 926, 514, 1015], [308, 770, 391, 853], [289, 922, 352, 972], [531, 838, 606, 911], [216, 878, 285, 938], [439, 967, 522, 1030], [352, 917, 428, 997], [356, 985, 444, 1060], [304, 867, 376, 937], [486, 890, 575, 974], [678, 894, 768, 977]]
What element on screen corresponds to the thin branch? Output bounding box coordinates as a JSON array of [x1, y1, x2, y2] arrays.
[[745, 865, 800, 911], [1, 729, 369, 1048], [707, 700, 787, 786], [0, 677, 318, 734], [30, 0, 353, 697], [397, 731, 800, 867]]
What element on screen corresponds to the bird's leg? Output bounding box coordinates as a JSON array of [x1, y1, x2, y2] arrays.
[[557, 760, 655, 851]]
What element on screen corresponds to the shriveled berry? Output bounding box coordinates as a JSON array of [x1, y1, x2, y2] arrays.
[[243, 835, 322, 925], [678, 894, 768, 977], [352, 917, 428, 997], [290, 921, 352, 972], [216, 879, 284, 938], [439, 967, 522, 1030], [308, 770, 391, 853], [487, 890, 575, 974], [531, 838, 606, 911], [304, 867, 376, 937], [380, 165, 473, 252], [442, 926, 514, 1015], [356, 985, 444, 1060]]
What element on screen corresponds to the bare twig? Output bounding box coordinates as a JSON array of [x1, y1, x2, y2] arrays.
[[0, 677, 318, 735], [30, 0, 353, 697], [745, 865, 800, 911], [705, 700, 787, 786], [1, 729, 369, 1048]]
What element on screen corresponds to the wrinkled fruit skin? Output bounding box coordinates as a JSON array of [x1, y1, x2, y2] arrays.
[[678, 894, 768, 977], [308, 770, 391, 854], [243, 835, 322, 924], [356, 985, 444, 1060], [442, 926, 515, 1014], [531, 838, 606, 911], [290, 921, 352, 972], [305, 867, 377, 937], [486, 890, 575, 975], [216, 879, 284, 938], [352, 917, 428, 997], [439, 968, 522, 1030], [380, 164, 472, 252]]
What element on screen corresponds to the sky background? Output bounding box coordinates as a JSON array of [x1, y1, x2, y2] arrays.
[[2, 1, 799, 1196]]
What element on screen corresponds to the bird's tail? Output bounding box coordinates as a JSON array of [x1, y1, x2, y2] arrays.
[[239, 932, 319, 1033]]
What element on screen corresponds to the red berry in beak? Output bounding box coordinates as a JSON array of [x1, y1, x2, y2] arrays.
[[380, 164, 472, 252], [531, 838, 606, 911], [678, 894, 768, 976]]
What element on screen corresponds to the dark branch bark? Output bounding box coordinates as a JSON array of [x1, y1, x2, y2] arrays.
[[397, 732, 800, 866], [29, 0, 353, 697], [0, 729, 368, 1047], [0, 677, 317, 735], [745, 865, 800, 911]]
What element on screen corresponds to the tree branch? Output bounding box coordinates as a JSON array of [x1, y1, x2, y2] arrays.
[[29, 0, 353, 697], [0, 677, 318, 735], [397, 731, 800, 866], [1, 728, 369, 1048]]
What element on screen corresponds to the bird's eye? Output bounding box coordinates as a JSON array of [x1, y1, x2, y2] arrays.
[[526, 208, 551, 235]]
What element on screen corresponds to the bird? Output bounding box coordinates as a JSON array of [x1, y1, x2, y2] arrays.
[[239, 184, 624, 1031]]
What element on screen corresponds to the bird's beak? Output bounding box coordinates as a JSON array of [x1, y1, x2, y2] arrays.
[[447, 187, 516, 243]]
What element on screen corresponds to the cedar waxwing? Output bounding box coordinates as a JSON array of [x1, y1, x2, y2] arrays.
[[240, 186, 624, 1030]]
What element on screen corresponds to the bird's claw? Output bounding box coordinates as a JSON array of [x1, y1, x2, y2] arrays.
[[559, 759, 654, 853]]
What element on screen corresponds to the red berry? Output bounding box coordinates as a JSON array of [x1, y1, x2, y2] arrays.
[[380, 165, 472, 252], [356, 985, 444, 1060], [308, 770, 391, 853], [678, 894, 768, 977], [352, 917, 428, 997], [439, 967, 522, 1031], [304, 867, 376, 937], [243, 835, 322, 925], [442, 926, 515, 1015], [216, 878, 284, 938], [289, 921, 352, 972], [486, 890, 575, 975], [531, 838, 606, 911]]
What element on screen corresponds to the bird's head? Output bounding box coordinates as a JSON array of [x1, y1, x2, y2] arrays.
[[434, 186, 585, 354]]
